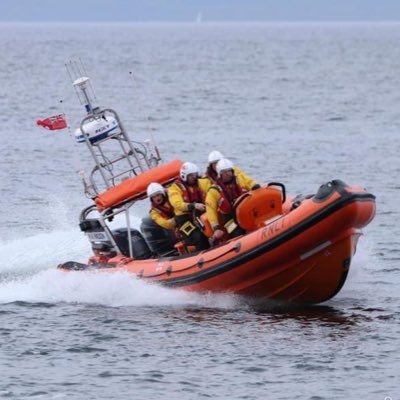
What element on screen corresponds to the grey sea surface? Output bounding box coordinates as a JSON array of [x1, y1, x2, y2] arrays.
[[0, 22, 399, 399]]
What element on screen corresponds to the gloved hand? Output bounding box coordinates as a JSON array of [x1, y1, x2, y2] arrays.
[[194, 203, 206, 212], [212, 229, 225, 240]]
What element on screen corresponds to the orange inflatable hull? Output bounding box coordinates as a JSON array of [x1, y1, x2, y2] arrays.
[[61, 180, 375, 304]]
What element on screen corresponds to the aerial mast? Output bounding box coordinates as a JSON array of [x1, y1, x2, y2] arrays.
[[65, 60, 161, 196]]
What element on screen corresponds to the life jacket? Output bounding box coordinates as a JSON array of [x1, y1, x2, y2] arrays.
[[205, 166, 218, 183], [151, 200, 175, 219], [214, 176, 247, 214], [175, 179, 204, 203]]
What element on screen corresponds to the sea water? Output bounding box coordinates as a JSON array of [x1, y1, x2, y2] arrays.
[[0, 22, 399, 399]]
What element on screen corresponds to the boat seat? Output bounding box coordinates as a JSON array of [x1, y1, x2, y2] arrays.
[[234, 186, 283, 231]]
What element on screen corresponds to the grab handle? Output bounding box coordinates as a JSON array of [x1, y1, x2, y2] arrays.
[[267, 182, 286, 204]]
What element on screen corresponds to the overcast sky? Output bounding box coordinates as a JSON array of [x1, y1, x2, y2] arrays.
[[2, 0, 400, 22]]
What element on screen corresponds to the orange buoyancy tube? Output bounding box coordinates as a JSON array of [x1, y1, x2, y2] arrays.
[[96, 159, 183, 211]]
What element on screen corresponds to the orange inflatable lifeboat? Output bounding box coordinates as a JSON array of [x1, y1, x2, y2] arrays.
[[59, 172, 376, 304], [56, 72, 376, 304]]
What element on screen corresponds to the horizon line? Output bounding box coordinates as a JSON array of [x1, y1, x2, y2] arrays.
[[1, 19, 400, 24]]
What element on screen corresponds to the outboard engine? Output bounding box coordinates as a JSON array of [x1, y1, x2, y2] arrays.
[[80, 219, 152, 260], [140, 216, 178, 256], [112, 228, 152, 260]]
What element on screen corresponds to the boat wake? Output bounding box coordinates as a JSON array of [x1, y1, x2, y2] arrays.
[[0, 211, 144, 280], [0, 228, 239, 308], [0, 269, 240, 308], [0, 228, 91, 280], [0, 226, 375, 308]]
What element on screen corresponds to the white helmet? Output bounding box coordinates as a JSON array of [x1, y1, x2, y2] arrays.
[[216, 158, 234, 176], [208, 150, 224, 164], [180, 162, 199, 182], [147, 182, 165, 198]]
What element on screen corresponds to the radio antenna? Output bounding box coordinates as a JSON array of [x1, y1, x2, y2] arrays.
[[66, 59, 97, 114]]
